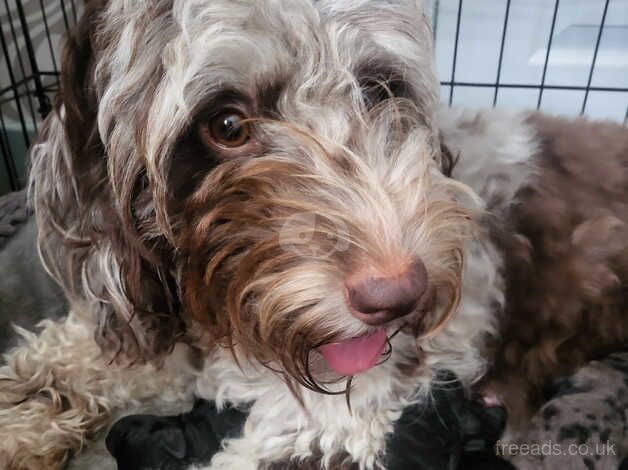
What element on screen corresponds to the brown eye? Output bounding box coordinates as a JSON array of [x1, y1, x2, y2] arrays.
[[200, 110, 251, 148]]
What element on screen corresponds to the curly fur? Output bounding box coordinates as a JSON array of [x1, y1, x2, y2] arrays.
[[28, 0, 442, 363], [1, 0, 627, 468], [482, 114, 628, 426], [5, 1, 505, 467], [0, 312, 194, 469]]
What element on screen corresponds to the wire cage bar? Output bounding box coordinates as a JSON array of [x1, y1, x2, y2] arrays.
[[0, 0, 79, 195], [435, 0, 628, 119], [1, 0, 628, 196]]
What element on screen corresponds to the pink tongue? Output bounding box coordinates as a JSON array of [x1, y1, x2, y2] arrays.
[[317, 330, 387, 375]]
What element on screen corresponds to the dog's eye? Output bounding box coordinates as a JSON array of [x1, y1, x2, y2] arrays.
[[199, 110, 251, 149]]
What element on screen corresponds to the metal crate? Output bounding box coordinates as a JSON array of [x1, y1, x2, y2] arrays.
[[1, 0, 78, 194], [432, 0, 628, 116], [1, 0, 627, 196]]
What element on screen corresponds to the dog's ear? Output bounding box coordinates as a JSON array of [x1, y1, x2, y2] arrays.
[[29, 1, 184, 363], [58, 2, 104, 175]]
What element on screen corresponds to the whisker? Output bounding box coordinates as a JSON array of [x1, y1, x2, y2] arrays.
[[345, 376, 354, 414]]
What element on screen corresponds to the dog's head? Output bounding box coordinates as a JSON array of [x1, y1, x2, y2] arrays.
[[31, 0, 481, 391]]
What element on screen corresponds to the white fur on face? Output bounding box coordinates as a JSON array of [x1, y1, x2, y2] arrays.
[[184, 106, 539, 470], [32, 0, 445, 362], [95, 0, 437, 219]]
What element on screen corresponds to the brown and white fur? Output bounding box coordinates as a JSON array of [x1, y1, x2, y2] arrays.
[[440, 108, 628, 426], [1, 0, 627, 468], [480, 112, 628, 428]]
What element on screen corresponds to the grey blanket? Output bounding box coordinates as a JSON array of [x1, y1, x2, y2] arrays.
[[0, 190, 29, 244], [0, 190, 67, 352]]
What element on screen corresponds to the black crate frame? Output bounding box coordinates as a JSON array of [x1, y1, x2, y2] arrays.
[[1, 0, 628, 194]]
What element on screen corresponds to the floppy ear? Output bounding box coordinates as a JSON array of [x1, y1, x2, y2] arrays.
[[28, 0, 184, 362]]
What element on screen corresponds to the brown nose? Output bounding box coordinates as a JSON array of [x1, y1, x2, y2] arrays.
[[345, 260, 428, 326]]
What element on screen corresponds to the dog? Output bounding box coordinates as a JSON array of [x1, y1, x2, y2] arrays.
[[1, 0, 627, 468]]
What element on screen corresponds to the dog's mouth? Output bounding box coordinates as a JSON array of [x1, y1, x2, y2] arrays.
[[316, 329, 388, 376]]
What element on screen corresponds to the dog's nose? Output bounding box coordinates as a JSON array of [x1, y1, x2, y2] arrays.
[[345, 260, 428, 325]]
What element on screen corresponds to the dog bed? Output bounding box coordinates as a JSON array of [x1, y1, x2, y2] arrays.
[[0, 190, 67, 352]]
